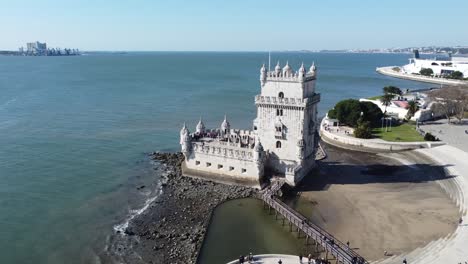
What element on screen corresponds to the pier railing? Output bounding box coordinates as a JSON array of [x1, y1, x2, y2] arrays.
[[261, 187, 368, 264]]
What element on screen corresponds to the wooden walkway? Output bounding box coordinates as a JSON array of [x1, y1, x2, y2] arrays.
[[261, 184, 368, 264]]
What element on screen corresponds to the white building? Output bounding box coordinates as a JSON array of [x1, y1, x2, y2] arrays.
[[402, 56, 468, 78], [180, 62, 321, 187]]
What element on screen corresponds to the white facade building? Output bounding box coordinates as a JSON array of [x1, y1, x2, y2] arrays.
[[402, 57, 468, 78], [180, 62, 321, 187]]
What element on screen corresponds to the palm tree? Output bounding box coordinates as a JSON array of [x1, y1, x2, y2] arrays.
[[406, 100, 418, 119], [380, 94, 394, 132], [380, 94, 394, 113]]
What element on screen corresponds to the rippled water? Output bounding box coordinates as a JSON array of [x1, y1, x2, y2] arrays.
[[0, 52, 433, 264]]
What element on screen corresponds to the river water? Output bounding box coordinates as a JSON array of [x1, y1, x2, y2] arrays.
[[0, 52, 433, 264]]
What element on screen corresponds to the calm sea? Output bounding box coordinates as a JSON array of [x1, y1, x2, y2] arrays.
[[0, 52, 433, 264]]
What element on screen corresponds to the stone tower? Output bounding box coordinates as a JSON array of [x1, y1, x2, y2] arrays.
[[253, 62, 320, 186]]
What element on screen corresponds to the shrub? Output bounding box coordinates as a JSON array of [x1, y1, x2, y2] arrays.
[[424, 132, 439, 141], [449, 71, 464, 80], [354, 120, 372, 139], [420, 68, 434, 76], [383, 86, 402, 95]]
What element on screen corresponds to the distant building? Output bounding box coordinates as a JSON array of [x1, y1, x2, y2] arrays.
[[26, 41, 47, 55], [180, 62, 321, 187]]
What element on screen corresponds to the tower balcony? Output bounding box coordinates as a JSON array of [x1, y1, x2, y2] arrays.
[[254, 94, 320, 108]]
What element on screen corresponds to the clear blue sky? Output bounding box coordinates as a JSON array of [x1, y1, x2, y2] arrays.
[[1, 0, 467, 51]]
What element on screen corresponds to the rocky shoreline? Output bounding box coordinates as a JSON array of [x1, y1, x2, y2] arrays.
[[123, 152, 257, 264]]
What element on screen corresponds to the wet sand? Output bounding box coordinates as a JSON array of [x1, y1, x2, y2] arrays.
[[292, 144, 460, 261]]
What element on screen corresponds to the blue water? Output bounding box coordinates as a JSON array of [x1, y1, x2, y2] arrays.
[[0, 52, 433, 264]]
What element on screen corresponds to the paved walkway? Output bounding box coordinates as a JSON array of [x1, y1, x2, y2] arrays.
[[226, 254, 315, 264], [375, 145, 468, 264], [419, 119, 468, 153]]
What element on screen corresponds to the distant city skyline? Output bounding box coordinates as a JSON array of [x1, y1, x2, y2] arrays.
[[1, 0, 467, 51]]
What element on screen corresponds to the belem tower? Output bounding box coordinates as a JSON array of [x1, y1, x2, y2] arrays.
[[180, 62, 321, 187]]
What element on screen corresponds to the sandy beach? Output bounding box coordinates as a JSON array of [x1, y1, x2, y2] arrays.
[[293, 144, 460, 261]]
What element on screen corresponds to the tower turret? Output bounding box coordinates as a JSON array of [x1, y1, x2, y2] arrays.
[[196, 118, 205, 134], [309, 62, 317, 77], [298, 62, 306, 82], [180, 123, 191, 157], [260, 64, 267, 86], [282, 61, 292, 76], [274, 61, 281, 76], [221, 115, 230, 134]]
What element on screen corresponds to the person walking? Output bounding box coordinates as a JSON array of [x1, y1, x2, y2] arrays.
[[308, 253, 312, 263], [403, 258, 407, 264], [278, 259, 282, 264], [299, 254, 303, 263]]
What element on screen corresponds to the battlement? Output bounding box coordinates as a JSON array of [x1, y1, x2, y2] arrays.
[[254, 95, 309, 107], [192, 141, 255, 161], [265, 71, 316, 82]]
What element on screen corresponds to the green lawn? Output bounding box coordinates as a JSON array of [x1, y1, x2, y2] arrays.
[[367, 95, 382, 100], [372, 122, 425, 142]]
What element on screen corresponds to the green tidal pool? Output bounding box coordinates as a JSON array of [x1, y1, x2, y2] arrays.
[[197, 198, 311, 264]]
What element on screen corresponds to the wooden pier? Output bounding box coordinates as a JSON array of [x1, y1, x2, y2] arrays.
[[261, 184, 368, 264]]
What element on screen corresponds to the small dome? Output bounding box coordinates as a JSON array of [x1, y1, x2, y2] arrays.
[[309, 62, 317, 73], [180, 123, 189, 135], [283, 61, 292, 73], [299, 62, 305, 73], [196, 118, 205, 133], [274, 61, 281, 72], [221, 115, 230, 131]]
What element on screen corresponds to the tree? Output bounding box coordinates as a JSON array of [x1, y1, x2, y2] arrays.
[[354, 120, 372, 139], [406, 100, 419, 119], [383, 86, 402, 96], [449, 71, 464, 80], [329, 99, 384, 128], [420, 68, 434, 76], [380, 94, 394, 113], [331, 99, 362, 127], [360, 101, 383, 126], [429, 87, 468, 124]]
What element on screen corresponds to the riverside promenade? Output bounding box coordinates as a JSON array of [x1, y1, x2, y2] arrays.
[[319, 117, 444, 152], [376, 66, 468, 86], [375, 145, 468, 264]]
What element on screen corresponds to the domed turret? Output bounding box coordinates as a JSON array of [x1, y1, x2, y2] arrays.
[[180, 123, 189, 141], [309, 62, 317, 77], [180, 123, 191, 157], [260, 64, 267, 86], [221, 115, 230, 134], [274, 61, 281, 75], [283, 61, 292, 76], [196, 118, 205, 134], [298, 62, 306, 81]]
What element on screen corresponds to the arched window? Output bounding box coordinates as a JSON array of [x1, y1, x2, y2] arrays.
[[276, 141, 282, 148], [431, 62, 439, 66], [278, 92, 284, 98], [280, 109, 283, 116]]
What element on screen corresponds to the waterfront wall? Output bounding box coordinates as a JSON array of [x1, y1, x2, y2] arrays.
[[376, 66, 468, 86], [320, 118, 444, 152]]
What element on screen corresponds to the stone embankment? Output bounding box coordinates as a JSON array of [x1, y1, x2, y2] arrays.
[[125, 152, 256, 264], [320, 117, 444, 152], [376, 66, 468, 86]]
